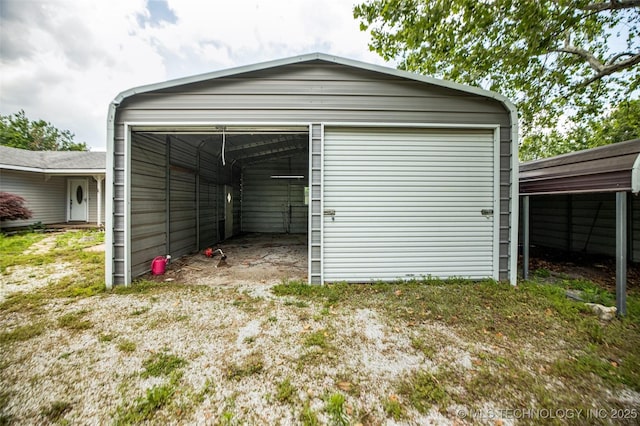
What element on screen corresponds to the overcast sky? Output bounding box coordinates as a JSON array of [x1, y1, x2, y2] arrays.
[[0, 0, 392, 151]]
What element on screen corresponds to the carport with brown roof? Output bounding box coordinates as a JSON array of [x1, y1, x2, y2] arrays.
[[520, 139, 640, 316]]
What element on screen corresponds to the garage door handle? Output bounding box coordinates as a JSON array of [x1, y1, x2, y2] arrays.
[[324, 209, 336, 216], [481, 209, 494, 216]]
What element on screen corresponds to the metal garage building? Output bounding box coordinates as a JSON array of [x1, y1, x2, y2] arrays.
[[105, 53, 518, 288]]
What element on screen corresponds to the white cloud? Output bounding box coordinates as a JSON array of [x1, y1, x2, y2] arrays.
[[0, 0, 390, 150]]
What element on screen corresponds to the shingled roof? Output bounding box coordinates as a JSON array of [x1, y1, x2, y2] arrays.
[[0, 145, 105, 172]]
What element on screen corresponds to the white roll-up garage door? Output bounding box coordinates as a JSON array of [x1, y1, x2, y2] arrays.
[[323, 127, 498, 282]]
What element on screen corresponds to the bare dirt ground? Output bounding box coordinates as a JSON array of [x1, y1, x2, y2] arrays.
[[525, 247, 640, 291], [1, 233, 639, 425], [157, 233, 308, 286]]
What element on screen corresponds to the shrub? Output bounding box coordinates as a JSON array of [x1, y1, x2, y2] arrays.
[[0, 192, 33, 221]]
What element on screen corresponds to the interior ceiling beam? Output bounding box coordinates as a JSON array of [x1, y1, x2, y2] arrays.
[[242, 151, 309, 166], [224, 135, 306, 153], [233, 144, 307, 163]]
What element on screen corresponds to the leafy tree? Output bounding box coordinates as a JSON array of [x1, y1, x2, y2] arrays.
[[0, 110, 87, 151], [0, 192, 33, 221], [354, 0, 639, 140], [520, 98, 640, 160]]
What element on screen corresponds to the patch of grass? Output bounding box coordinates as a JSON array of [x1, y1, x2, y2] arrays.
[[131, 306, 151, 316], [218, 394, 237, 426], [532, 268, 552, 278], [230, 292, 263, 312], [225, 352, 264, 380], [58, 310, 92, 330], [141, 352, 187, 378], [324, 393, 348, 426], [41, 400, 72, 423], [303, 330, 329, 348], [0, 231, 106, 315], [0, 291, 47, 315], [382, 395, 404, 420], [0, 322, 45, 344], [551, 352, 623, 388], [117, 340, 137, 353], [398, 370, 448, 414], [300, 400, 319, 426], [98, 333, 117, 342], [112, 280, 167, 295], [284, 300, 310, 308], [115, 382, 175, 425], [275, 377, 296, 404], [195, 378, 216, 404], [410, 337, 436, 359], [0, 391, 12, 425], [0, 232, 48, 272], [54, 230, 104, 251]]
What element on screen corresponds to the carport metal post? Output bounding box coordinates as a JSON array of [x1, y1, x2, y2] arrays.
[[522, 195, 530, 280], [616, 191, 627, 317]]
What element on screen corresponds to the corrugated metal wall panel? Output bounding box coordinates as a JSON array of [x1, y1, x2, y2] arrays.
[[529, 193, 639, 261], [0, 170, 66, 228], [241, 154, 308, 233], [323, 128, 496, 282], [169, 169, 197, 257], [530, 195, 570, 251], [571, 195, 616, 255], [130, 135, 167, 277], [198, 146, 218, 249]]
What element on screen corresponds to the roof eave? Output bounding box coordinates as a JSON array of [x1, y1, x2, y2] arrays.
[[1, 165, 105, 174]]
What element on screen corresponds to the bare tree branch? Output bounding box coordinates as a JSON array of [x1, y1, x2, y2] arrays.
[[580, 53, 640, 86], [555, 45, 605, 72], [607, 51, 639, 65], [582, 0, 640, 11]]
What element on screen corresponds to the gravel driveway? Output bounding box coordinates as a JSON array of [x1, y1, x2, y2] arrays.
[[2, 231, 639, 425]]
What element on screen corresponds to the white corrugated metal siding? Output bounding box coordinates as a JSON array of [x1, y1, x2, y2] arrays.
[[323, 127, 498, 282]]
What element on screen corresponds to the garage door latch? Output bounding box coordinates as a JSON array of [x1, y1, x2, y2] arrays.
[[481, 209, 494, 217]]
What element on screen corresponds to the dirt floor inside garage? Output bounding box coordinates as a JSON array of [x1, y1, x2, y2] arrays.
[[151, 233, 308, 286]]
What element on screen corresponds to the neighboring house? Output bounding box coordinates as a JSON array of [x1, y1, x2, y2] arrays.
[[0, 145, 105, 229], [106, 53, 519, 287]]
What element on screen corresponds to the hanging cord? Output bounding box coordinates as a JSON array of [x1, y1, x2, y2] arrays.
[[221, 128, 226, 166]]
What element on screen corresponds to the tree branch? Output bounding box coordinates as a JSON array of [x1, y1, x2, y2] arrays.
[[579, 53, 640, 86], [555, 45, 605, 72], [607, 51, 638, 65], [582, 0, 640, 11]]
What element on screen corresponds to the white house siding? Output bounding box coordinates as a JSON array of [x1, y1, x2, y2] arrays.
[[0, 170, 66, 228], [110, 58, 515, 285]]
